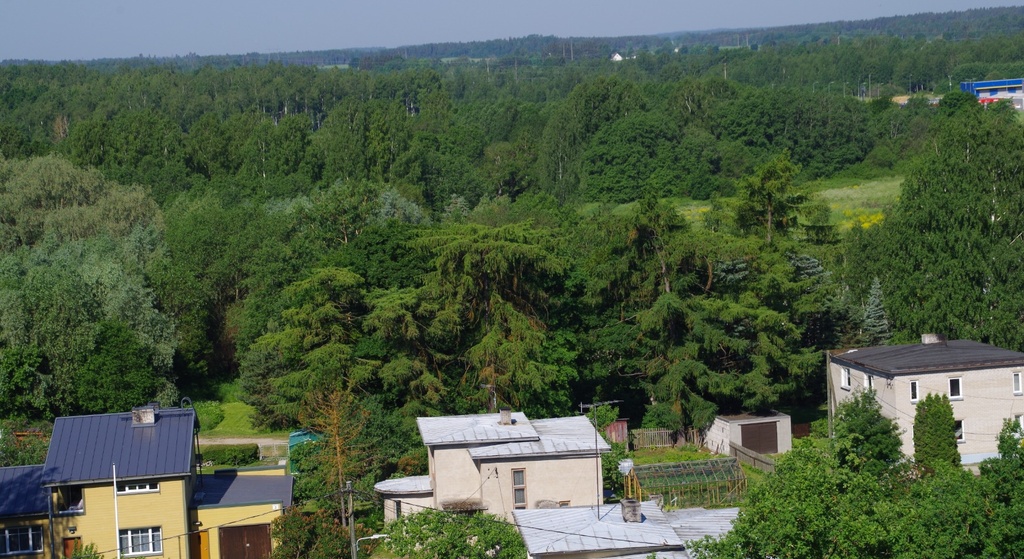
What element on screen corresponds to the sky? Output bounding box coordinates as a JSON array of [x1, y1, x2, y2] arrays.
[[2, 0, 1022, 62]]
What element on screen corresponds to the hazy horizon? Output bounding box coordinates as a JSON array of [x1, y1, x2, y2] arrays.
[[2, 0, 1022, 62]]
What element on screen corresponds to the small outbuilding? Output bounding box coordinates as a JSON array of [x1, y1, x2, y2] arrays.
[[704, 411, 792, 456]]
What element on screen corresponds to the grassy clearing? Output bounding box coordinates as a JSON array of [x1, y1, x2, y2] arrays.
[[578, 175, 901, 231], [204, 402, 260, 436], [813, 176, 903, 230]]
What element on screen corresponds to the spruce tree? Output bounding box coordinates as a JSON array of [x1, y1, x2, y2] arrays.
[[861, 276, 892, 346], [913, 393, 961, 470]]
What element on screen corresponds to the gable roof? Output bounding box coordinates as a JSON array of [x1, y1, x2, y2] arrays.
[[42, 407, 196, 485], [0, 465, 48, 517], [831, 340, 1024, 375], [514, 501, 685, 557], [417, 412, 538, 446], [467, 416, 610, 459], [194, 473, 293, 509]]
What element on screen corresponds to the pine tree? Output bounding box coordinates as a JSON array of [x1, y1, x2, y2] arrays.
[[861, 277, 891, 346], [913, 393, 961, 471]]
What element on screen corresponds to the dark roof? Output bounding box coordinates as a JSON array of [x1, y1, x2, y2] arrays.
[[194, 473, 293, 508], [42, 407, 196, 485], [0, 465, 48, 517], [832, 340, 1024, 375]]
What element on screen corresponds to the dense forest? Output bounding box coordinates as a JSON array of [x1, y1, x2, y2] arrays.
[[3, 11, 1024, 525]]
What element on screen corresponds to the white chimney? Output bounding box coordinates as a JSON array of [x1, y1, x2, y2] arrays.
[[921, 333, 947, 345], [131, 405, 157, 426]]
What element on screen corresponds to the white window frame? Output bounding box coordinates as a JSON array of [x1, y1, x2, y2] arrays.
[[1015, 414, 1024, 429], [119, 527, 162, 557], [117, 482, 159, 495], [864, 374, 873, 390], [949, 377, 963, 401], [0, 526, 44, 556], [512, 469, 527, 509], [954, 420, 965, 443], [840, 367, 851, 390], [910, 380, 919, 403], [1014, 372, 1022, 396]]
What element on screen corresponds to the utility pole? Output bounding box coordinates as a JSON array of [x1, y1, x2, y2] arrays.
[[347, 481, 357, 559]]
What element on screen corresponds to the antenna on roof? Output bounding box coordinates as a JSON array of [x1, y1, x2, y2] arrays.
[[580, 400, 621, 516]]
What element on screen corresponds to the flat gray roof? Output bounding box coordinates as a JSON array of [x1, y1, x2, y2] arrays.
[[831, 340, 1024, 375], [468, 416, 610, 459], [194, 473, 293, 508], [374, 475, 432, 495], [417, 412, 538, 446], [514, 501, 684, 556]]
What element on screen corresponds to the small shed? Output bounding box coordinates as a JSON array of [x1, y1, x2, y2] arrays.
[[624, 458, 746, 509], [704, 411, 792, 455]]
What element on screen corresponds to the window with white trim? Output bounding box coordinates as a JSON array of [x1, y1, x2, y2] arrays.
[[119, 527, 162, 556], [910, 381, 919, 403], [864, 374, 873, 390], [1015, 414, 1024, 429], [954, 420, 965, 443], [949, 377, 963, 400], [117, 482, 159, 494], [512, 469, 527, 509], [1014, 373, 1022, 396], [841, 367, 851, 390], [0, 526, 43, 556]]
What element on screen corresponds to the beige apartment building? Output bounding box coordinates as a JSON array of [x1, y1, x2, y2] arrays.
[[828, 335, 1024, 464], [375, 409, 610, 521]]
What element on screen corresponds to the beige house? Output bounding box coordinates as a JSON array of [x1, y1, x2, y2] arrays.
[[375, 409, 609, 521], [828, 335, 1024, 464]]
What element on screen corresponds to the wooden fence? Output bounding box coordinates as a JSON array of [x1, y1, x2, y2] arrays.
[[729, 443, 775, 473], [631, 428, 675, 449]]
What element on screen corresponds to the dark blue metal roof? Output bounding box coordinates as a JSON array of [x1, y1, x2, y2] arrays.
[[41, 407, 196, 485], [194, 473, 293, 508], [0, 465, 48, 517]]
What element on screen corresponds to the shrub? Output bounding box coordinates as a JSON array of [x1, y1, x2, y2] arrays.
[[202, 444, 259, 466]]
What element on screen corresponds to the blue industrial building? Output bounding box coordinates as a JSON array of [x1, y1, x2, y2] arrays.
[[961, 78, 1024, 109]]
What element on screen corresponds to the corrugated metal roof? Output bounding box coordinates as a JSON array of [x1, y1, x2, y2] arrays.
[[514, 502, 684, 556], [417, 412, 539, 446], [831, 340, 1024, 375], [0, 465, 48, 517], [42, 407, 196, 485], [468, 416, 610, 458], [664, 507, 739, 542], [374, 475, 432, 494], [194, 473, 293, 508]]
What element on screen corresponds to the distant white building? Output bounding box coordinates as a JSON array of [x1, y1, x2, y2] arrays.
[[610, 52, 624, 62], [375, 408, 610, 521]]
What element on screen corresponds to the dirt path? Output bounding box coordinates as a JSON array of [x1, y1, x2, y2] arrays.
[[199, 436, 288, 446]]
